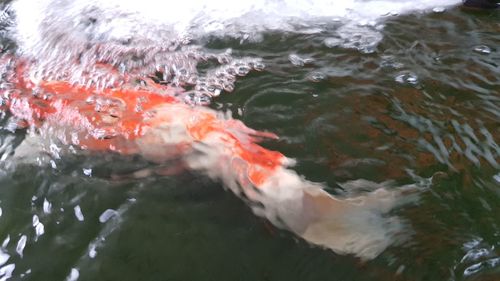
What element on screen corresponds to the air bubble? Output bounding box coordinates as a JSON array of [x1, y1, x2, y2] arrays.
[[289, 54, 314, 67], [183, 92, 212, 106], [494, 173, 500, 183], [74, 205, 85, 221], [473, 45, 491, 55], [395, 72, 419, 85], [0, 264, 15, 280], [88, 244, 97, 258], [32, 215, 44, 238], [99, 209, 117, 223], [308, 72, 326, 82], [16, 235, 27, 257], [223, 83, 234, 92], [380, 55, 404, 69], [226, 68, 237, 76], [0, 250, 9, 267], [83, 168, 92, 176], [43, 198, 52, 214], [432, 7, 445, 13], [67, 268, 79, 281], [237, 66, 250, 76], [1, 236, 9, 248], [324, 37, 342, 48], [252, 62, 265, 71]]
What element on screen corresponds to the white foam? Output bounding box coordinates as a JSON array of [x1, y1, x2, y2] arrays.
[[10, 0, 461, 49], [4, 0, 461, 97]]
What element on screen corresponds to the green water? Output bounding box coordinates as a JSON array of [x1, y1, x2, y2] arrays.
[[0, 7, 499, 281]]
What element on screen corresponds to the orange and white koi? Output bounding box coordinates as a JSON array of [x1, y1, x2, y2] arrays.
[[0, 57, 415, 260]]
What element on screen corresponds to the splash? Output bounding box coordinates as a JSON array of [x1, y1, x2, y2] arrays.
[[10, 0, 462, 43], [3, 0, 461, 95]]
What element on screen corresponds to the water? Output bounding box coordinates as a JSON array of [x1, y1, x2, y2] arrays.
[[0, 0, 499, 280]]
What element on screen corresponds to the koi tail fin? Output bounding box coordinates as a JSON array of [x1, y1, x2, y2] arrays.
[[248, 168, 416, 260]]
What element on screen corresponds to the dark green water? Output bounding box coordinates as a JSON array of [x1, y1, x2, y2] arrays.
[[0, 6, 499, 281]]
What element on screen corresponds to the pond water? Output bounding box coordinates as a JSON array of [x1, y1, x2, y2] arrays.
[[0, 1, 499, 280]]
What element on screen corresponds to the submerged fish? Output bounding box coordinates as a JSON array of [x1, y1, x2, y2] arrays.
[[0, 56, 419, 260]]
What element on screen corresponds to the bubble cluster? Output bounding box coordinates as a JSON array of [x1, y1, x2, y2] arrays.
[[0, 2, 267, 105], [3, 0, 462, 98], [6, 36, 263, 105], [325, 23, 385, 54]]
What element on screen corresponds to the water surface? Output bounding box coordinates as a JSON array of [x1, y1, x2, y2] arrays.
[[0, 3, 499, 281]]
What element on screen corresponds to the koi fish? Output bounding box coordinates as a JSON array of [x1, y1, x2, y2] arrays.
[[0, 56, 417, 260]]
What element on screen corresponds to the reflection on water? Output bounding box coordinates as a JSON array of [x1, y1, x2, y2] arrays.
[[0, 1, 499, 281]]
